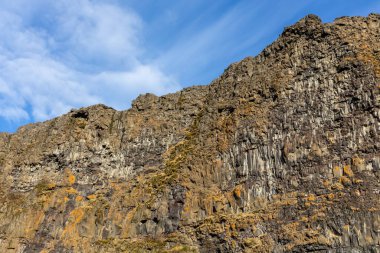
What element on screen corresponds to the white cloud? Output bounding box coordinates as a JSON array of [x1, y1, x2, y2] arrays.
[[0, 0, 179, 125], [0, 56, 99, 121], [92, 65, 178, 108], [53, 0, 143, 69]]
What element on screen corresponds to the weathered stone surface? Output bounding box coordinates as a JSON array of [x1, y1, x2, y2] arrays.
[[0, 14, 379, 252]]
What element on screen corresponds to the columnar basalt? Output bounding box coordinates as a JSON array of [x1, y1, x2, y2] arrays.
[[0, 14, 379, 253]]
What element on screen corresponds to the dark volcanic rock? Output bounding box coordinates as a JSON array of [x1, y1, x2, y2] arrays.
[[0, 14, 379, 253]]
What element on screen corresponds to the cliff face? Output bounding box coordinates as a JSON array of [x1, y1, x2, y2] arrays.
[[0, 14, 379, 253]]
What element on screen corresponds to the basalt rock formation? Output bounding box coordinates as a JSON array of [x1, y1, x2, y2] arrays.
[[0, 14, 379, 253]]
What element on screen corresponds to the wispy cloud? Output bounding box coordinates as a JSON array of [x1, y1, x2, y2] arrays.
[[0, 0, 377, 132], [0, 0, 179, 126]]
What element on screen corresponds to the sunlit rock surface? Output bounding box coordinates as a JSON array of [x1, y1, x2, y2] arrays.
[[0, 14, 379, 253]]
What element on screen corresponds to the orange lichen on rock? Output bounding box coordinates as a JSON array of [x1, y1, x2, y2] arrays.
[[233, 185, 243, 199], [343, 165, 354, 178], [68, 175, 76, 185], [65, 168, 76, 185], [86, 194, 97, 202], [307, 194, 316, 202], [63, 196, 70, 203], [332, 166, 342, 177], [62, 207, 86, 245], [326, 193, 334, 200], [70, 208, 85, 224], [75, 195, 84, 202]]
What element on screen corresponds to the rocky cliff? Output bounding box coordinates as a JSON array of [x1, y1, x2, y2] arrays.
[[0, 14, 379, 253]]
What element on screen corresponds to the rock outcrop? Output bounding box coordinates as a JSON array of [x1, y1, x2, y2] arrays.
[[0, 14, 379, 253]]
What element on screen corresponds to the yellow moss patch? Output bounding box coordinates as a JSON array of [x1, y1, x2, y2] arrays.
[[243, 237, 262, 248], [86, 194, 97, 202], [76, 118, 87, 129], [167, 245, 197, 252], [340, 176, 352, 187], [331, 183, 344, 191], [233, 185, 243, 199], [307, 194, 316, 202], [203, 196, 214, 215], [35, 180, 56, 193], [343, 165, 354, 178], [281, 221, 331, 251], [66, 187, 78, 195], [322, 179, 332, 189], [181, 191, 193, 214], [47, 183, 56, 189], [357, 44, 380, 78], [326, 193, 334, 200]]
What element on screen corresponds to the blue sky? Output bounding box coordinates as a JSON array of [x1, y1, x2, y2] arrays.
[[0, 0, 379, 133]]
